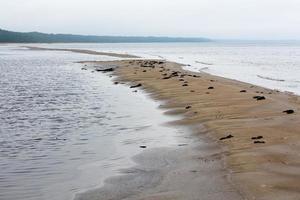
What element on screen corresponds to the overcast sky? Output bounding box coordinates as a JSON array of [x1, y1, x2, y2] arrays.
[[1, 0, 300, 39]]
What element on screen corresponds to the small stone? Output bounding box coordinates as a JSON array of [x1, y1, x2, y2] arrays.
[[219, 134, 234, 140], [253, 96, 266, 101], [130, 83, 142, 88], [95, 68, 114, 72], [283, 109, 294, 114], [254, 141, 265, 144], [251, 136, 263, 140]]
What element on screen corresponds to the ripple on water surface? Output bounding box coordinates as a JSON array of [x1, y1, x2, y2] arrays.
[[0, 46, 183, 200]]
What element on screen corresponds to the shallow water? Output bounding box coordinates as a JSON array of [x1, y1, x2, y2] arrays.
[[0, 46, 185, 200], [31, 41, 300, 95]]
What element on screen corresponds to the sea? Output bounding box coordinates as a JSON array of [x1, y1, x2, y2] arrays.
[[1, 41, 300, 200], [30, 41, 300, 95]]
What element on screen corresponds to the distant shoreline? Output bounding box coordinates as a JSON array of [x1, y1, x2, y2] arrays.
[[24, 46, 139, 58], [0, 29, 211, 43]]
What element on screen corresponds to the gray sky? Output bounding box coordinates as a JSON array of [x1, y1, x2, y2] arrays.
[[1, 0, 300, 39]]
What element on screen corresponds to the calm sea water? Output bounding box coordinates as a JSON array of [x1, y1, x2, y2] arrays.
[[0, 45, 184, 200], [32, 41, 300, 95]]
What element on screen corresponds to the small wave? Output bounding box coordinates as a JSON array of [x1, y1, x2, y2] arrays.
[[199, 67, 209, 71], [145, 53, 165, 59], [195, 61, 213, 65], [257, 75, 285, 82]]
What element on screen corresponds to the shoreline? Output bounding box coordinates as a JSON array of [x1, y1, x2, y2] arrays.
[[75, 136, 243, 200], [23, 46, 140, 58], [80, 59, 300, 199]]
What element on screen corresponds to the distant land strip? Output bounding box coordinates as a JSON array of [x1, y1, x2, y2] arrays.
[[24, 46, 139, 58], [0, 29, 211, 43]]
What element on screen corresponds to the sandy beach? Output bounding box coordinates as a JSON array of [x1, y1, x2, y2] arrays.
[[24, 46, 139, 58], [78, 59, 300, 200]]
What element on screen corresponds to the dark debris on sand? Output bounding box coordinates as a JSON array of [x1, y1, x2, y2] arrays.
[[219, 134, 234, 140], [283, 109, 295, 114], [130, 83, 142, 88], [254, 141, 265, 144], [95, 68, 114, 72], [253, 96, 266, 101], [251, 136, 263, 140]]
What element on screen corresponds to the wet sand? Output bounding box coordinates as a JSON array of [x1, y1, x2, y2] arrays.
[[80, 59, 300, 200], [75, 131, 242, 200], [24, 46, 139, 58]]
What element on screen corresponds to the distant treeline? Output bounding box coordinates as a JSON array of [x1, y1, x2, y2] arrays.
[[0, 29, 211, 43]]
